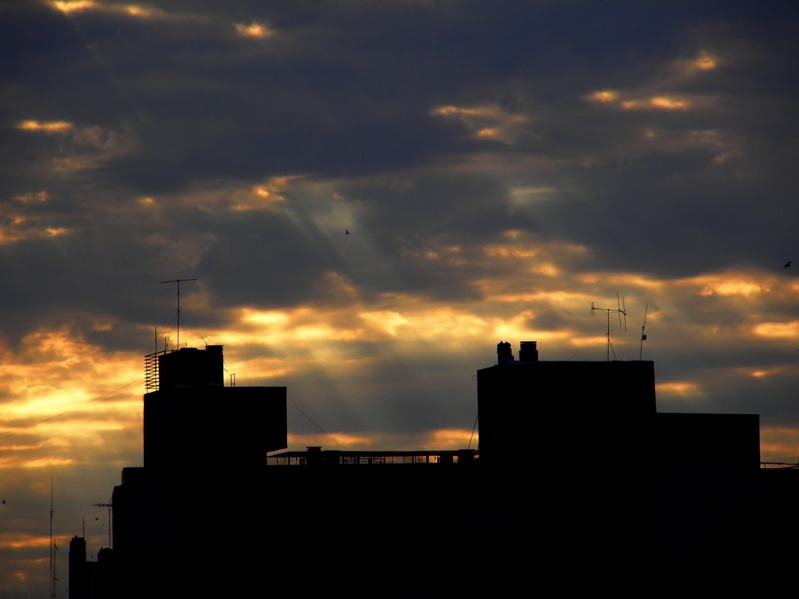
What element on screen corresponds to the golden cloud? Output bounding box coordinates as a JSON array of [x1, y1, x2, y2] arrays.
[[588, 90, 617, 103], [228, 183, 287, 211], [585, 50, 720, 115], [680, 272, 769, 297], [760, 427, 799, 462], [430, 104, 530, 144], [235, 22, 273, 38], [637, 128, 741, 164], [16, 120, 73, 133], [657, 381, 703, 398], [648, 96, 689, 110], [0, 533, 54, 550], [283, 429, 478, 452], [18, 119, 135, 172], [692, 51, 716, 71], [752, 321, 799, 339], [0, 202, 69, 246], [52, 0, 98, 12], [12, 191, 48, 204], [52, 1, 166, 18], [0, 326, 144, 469]]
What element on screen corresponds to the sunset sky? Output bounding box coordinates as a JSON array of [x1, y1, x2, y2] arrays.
[[2, 0, 799, 594]]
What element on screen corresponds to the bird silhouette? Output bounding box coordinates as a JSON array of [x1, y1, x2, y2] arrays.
[[785, 261, 792, 268], [346, 229, 349, 235]]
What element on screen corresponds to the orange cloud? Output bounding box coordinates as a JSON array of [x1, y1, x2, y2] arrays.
[[52, 1, 166, 18], [760, 427, 799, 462], [0, 327, 144, 469], [692, 51, 716, 71], [0, 533, 55, 550], [585, 50, 720, 114], [752, 321, 799, 340], [235, 22, 273, 38], [431, 104, 530, 144], [52, 0, 98, 12], [17, 119, 134, 172], [657, 381, 702, 398], [0, 200, 70, 245], [648, 96, 688, 110], [677, 271, 770, 297], [12, 191, 48, 203], [16, 120, 73, 133]]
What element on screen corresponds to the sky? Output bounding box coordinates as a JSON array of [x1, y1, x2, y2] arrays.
[[2, 0, 799, 594]]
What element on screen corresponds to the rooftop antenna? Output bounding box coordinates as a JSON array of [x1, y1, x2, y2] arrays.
[[160, 279, 197, 349], [639, 302, 649, 360], [49, 476, 56, 599], [591, 292, 627, 361], [92, 502, 112, 549]]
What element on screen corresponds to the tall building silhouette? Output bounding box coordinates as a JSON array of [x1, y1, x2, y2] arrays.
[[71, 345, 286, 597]]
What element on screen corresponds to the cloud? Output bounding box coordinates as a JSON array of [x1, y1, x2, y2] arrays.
[[431, 104, 531, 144], [584, 49, 723, 113], [15, 121, 73, 133], [234, 22, 272, 39], [14, 119, 135, 173], [51, 0, 97, 13], [51, 1, 168, 19]]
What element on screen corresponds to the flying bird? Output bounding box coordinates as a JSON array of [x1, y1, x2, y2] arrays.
[[785, 261, 792, 268]]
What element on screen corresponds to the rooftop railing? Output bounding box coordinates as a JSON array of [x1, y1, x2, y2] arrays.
[[267, 450, 478, 466]]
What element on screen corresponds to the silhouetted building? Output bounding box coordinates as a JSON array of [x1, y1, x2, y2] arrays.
[[477, 341, 768, 569], [71, 345, 286, 598], [68, 536, 87, 599], [70, 339, 798, 593]]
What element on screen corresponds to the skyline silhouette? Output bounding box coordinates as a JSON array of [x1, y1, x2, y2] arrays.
[[2, 2, 799, 595]]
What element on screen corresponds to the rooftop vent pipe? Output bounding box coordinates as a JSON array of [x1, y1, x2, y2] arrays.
[[519, 341, 539, 363], [497, 341, 514, 364]]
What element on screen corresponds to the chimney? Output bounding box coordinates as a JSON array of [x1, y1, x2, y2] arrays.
[[519, 341, 539, 363], [497, 341, 514, 364]]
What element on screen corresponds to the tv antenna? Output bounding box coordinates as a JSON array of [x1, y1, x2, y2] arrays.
[[93, 502, 112, 549], [591, 292, 627, 361], [49, 476, 57, 599], [639, 302, 649, 360], [160, 278, 197, 349]]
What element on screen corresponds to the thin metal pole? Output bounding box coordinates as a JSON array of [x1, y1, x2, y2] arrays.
[[160, 279, 197, 349], [49, 476, 55, 599], [93, 503, 112, 548]]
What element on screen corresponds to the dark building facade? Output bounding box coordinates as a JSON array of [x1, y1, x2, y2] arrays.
[[476, 341, 767, 572], [70, 340, 797, 594], [70, 345, 287, 598]]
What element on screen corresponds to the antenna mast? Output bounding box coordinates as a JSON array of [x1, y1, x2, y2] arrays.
[[160, 279, 197, 349], [591, 292, 627, 361], [49, 476, 56, 599], [93, 502, 113, 549], [639, 302, 649, 360]]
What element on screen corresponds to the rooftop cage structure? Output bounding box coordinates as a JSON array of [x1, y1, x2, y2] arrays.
[[144, 345, 224, 392]]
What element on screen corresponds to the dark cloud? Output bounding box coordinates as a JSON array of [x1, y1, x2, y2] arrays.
[[1, 0, 797, 339]]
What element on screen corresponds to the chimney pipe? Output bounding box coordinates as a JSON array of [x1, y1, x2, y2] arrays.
[[519, 341, 539, 363], [497, 341, 514, 364]]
